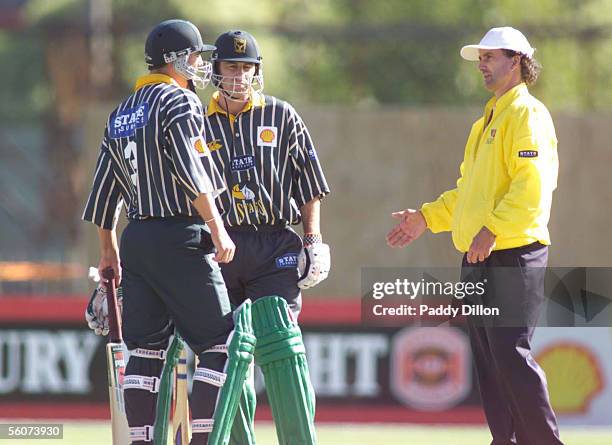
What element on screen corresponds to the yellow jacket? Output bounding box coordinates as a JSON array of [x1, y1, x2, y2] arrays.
[[421, 83, 558, 253]]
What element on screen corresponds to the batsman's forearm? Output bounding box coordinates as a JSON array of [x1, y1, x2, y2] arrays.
[[300, 198, 321, 234], [192, 193, 223, 233], [97, 227, 119, 255]]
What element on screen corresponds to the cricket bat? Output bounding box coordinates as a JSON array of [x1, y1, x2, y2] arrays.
[[172, 345, 191, 444], [102, 268, 130, 444]]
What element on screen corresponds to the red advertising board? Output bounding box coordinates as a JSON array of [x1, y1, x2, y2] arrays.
[[0, 296, 484, 423]]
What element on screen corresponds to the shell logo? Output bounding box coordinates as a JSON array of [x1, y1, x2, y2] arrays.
[[193, 138, 207, 154], [535, 343, 604, 414], [259, 129, 275, 143]]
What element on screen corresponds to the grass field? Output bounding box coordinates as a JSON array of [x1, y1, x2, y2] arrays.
[[8, 421, 612, 444]]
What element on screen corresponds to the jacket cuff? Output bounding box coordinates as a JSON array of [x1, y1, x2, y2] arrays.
[[484, 214, 499, 236]]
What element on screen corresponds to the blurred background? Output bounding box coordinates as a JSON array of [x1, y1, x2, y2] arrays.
[[1, 0, 612, 443]]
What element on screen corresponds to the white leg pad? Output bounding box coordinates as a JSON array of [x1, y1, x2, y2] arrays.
[[122, 375, 160, 393], [193, 367, 227, 387], [129, 425, 153, 442]]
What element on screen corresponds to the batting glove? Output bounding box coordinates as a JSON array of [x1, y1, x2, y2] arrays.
[[85, 267, 123, 336], [297, 234, 330, 289]]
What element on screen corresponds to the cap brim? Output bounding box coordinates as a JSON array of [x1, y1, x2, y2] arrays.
[[216, 57, 261, 64], [460, 44, 504, 61]]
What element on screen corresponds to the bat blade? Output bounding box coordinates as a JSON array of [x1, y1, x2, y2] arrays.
[[102, 268, 130, 444], [107, 342, 130, 444], [172, 347, 191, 444]]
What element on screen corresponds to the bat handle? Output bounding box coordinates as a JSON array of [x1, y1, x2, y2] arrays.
[[102, 267, 123, 343]]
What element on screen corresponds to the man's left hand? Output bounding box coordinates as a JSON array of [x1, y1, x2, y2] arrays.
[[466, 226, 496, 263], [85, 267, 123, 336], [297, 239, 330, 289]]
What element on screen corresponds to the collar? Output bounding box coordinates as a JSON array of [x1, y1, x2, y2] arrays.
[[206, 90, 265, 117], [483, 82, 528, 121], [134, 74, 180, 92]]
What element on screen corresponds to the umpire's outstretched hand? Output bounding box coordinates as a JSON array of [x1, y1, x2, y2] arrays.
[[386, 209, 427, 248]]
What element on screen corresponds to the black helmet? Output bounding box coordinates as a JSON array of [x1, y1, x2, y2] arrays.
[[211, 30, 262, 65], [211, 30, 264, 97], [145, 19, 215, 89]]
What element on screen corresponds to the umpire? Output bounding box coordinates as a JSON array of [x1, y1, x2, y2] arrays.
[[83, 20, 249, 444], [387, 27, 562, 445]]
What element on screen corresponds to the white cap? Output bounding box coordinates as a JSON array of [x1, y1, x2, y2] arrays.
[[460, 27, 535, 61]]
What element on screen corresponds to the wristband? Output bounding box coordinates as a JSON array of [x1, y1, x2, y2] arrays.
[[205, 215, 219, 224], [303, 233, 322, 246]]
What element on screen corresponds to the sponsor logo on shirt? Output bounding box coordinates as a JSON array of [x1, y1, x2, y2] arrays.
[[191, 136, 208, 157], [276, 253, 298, 269], [231, 184, 256, 200], [518, 150, 538, 158], [231, 182, 268, 223], [110, 103, 149, 138], [257, 126, 278, 147], [207, 139, 223, 152], [231, 155, 255, 171]]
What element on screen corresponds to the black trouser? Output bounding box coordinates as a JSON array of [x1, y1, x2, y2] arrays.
[[120, 216, 233, 444], [462, 242, 563, 445], [120, 216, 233, 352], [220, 225, 303, 315]]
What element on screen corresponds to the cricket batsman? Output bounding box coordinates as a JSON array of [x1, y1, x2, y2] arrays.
[[83, 19, 256, 444], [201, 30, 331, 445]]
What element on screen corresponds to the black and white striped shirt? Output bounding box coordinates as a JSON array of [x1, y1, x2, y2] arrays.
[[83, 74, 224, 230], [203, 92, 330, 227]]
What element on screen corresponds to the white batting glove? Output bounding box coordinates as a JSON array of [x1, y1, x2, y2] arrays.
[[85, 267, 123, 336], [297, 235, 331, 289]]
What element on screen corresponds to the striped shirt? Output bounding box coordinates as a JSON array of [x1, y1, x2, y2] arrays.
[[83, 74, 224, 230], [203, 92, 330, 227]]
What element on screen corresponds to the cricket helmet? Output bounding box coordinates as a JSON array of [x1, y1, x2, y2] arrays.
[[145, 19, 216, 89], [211, 30, 264, 97]]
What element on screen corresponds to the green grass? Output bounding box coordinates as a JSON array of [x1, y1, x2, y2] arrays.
[[11, 421, 612, 445]]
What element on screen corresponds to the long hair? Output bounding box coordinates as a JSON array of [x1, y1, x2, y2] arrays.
[[503, 49, 542, 85]]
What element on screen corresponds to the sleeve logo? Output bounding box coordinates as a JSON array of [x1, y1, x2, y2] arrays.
[[257, 126, 278, 147], [110, 103, 149, 138], [191, 136, 209, 157], [518, 150, 538, 158]]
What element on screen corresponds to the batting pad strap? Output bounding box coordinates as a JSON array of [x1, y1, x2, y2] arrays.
[[130, 425, 153, 442], [123, 375, 160, 393], [194, 367, 227, 387], [204, 344, 228, 354], [130, 347, 166, 360], [192, 418, 214, 433]]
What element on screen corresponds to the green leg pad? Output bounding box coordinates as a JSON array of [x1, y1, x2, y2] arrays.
[[229, 363, 256, 445], [209, 300, 256, 445], [252, 296, 317, 445], [153, 334, 183, 445]]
